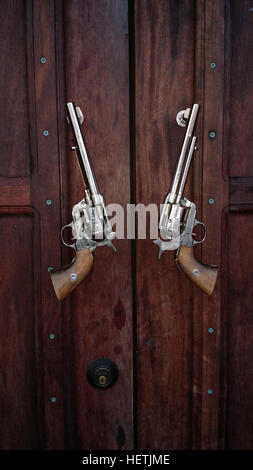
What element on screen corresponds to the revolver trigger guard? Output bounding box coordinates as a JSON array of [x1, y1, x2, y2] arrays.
[[61, 223, 76, 250], [192, 219, 206, 245]]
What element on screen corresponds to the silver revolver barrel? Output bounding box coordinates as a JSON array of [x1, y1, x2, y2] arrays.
[[154, 104, 218, 295], [155, 104, 204, 255], [63, 102, 115, 251], [169, 104, 199, 204], [67, 102, 99, 197]]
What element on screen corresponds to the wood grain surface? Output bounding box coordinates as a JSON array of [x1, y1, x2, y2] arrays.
[[0, 0, 252, 451], [50, 248, 93, 301], [134, 0, 195, 450], [63, 0, 133, 450], [177, 246, 218, 296], [0, 210, 42, 449]]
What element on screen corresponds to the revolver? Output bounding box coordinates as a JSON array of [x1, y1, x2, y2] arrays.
[[50, 102, 115, 300], [154, 104, 218, 295]]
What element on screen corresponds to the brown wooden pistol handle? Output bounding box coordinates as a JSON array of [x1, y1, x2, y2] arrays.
[[50, 248, 93, 301], [176, 246, 219, 296]]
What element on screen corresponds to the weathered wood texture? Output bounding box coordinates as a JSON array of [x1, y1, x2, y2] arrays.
[[221, 0, 253, 450], [50, 248, 93, 301], [225, 208, 253, 449], [62, 0, 133, 450], [198, 0, 227, 449], [0, 0, 252, 451], [134, 0, 196, 450], [193, 0, 253, 450], [177, 246, 218, 296], [0, 209, 42, 449], [30, 0, 65, 449], [0, 0, 66, 449], [0, 1, 30, 177]]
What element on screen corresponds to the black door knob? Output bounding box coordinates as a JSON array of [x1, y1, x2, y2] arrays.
[[86, 358, 119, 389]]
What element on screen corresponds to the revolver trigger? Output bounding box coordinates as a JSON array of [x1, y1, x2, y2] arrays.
[[158, 248, 163, 259], [107, 240, 116, 253], [153, 239, 164, 259]]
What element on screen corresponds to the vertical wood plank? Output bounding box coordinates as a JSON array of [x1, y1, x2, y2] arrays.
[[225, 208, 253, 449], [0, 0, 31, 177], [135, 0, 196, 450], [30, 0, 65, 449], [0, 0, 65, 449], [199, 0, 229, 449], [221, 0, 253, 450], [227, 0, 253, 177], [0, 210, 42, 449], [191, 0, 206, 449], [63, 0, 133, 450]]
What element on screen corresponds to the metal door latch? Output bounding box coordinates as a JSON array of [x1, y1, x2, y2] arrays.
[[86, 358, 119, 389]]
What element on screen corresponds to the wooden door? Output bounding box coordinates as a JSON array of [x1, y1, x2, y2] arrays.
[[0, 0, 252, 450]]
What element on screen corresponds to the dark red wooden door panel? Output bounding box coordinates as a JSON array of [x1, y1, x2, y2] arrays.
[[221, 0, 253, 450], [134, 0, 196, 450], [0, 0, 65, 449], [227, 0, 253, 177], [225, 208, 253, 449], [0, 0, 252, 451], [0, 1, 31, 177], [0, 209, 42, 449], [62, 0, 133, 450]]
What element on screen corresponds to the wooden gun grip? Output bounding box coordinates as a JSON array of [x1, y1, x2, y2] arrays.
[[50, 248, 93, 301], [177, 246, 218, 296]]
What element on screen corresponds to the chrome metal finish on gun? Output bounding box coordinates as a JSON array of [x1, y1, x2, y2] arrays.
[[50, 102, 115, 300], [154, 104, 218, 295], [64, 102, 115, 252]]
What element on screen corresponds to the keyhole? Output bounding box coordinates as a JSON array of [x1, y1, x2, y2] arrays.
[[87, 358, 119, 389], [98, 375, 107, 385]]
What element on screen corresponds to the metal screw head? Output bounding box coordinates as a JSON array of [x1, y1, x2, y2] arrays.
[[50, 396, 57, 403], [193, 268, 200, 277], [70, 273, 77, 282], [49, 333, 55, 340], [40, 57, 46, 64], [209, 198, 215, 205], [208, 328, 214, 334], [46, 199, 52, 206], [210, 62, 216, 69], [209, 130, 216, 139], [43, 130, 49, 136]]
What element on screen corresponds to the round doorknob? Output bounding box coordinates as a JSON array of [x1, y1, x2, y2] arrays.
[[86, 358, 119, 389]]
